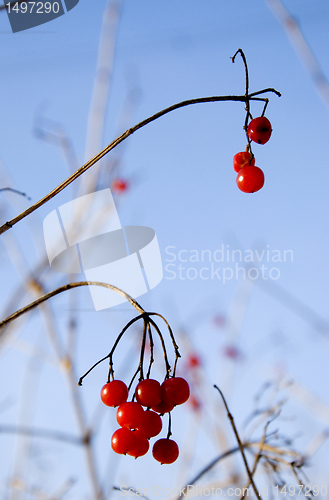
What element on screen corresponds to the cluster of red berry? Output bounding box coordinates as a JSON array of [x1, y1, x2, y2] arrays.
[[100, 376, 190, 463], [234, 116, 272, 193]]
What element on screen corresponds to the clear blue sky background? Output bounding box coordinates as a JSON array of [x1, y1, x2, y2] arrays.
[[0, 1, 329, 498]]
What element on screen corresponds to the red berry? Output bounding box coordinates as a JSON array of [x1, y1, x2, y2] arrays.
[[137, 410, 162, 438], [100, 380, 128, 407], [161, 377, 190, 406], [189, 394, 202, 411], [152, 438, 179, 464], [187, 354, 201, 369], [247, 117, 272, 145], [111, 427, 136, 455], [116, 402, 144, 430], [135, 379, 162, 407], [127, 430, 150, 458], [236, 165, 264, 193], [111, 179, 128, 193], [233, 152, 255, 173], [151, 399, 174, 414]]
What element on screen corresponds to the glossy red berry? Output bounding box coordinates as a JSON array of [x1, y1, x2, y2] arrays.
[[100, 380, 128, 407], [116, 402, 144, 430], [127, 430, 150, 458], [111, 427, 136, 455], [161, 377, 190, 406], [236, 165, 265, 193], [152, 438, 179, 464], [247, 117, 272, 145], [151, 399, 174, 414], [135, 379, 162, 407], [137, 410, 162, 438], [233, 152, 255, 173]]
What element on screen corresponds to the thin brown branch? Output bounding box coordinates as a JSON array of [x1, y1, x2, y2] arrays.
[[214, 385, 262, 500], [290, 465, 313, 499], [0, 281, 144, 334], [0, 90, 280, 236], [240, 423, 269, 500]]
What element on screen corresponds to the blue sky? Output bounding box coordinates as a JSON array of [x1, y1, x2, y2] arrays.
[[1, 1, 329, 498]]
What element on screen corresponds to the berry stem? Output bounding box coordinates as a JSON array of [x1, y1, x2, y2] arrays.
[[261, 98, 269, 116], [231, 48, 249, 101], [148, 317, 172, 378], [137, 317, 148, 382], [147, 312, 181, 376], [167, 412, 172, 439], [232, 49, 254, 157], [128, 366, 140, 395], [78, 313, 145, 385], [146, 322, 155, 379]]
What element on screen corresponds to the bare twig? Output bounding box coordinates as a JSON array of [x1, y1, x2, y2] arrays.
[[0, 89, 280, 236], [240, 423, 269, 500], [214, 385, 262, 500], [0, 281, 144, 334]]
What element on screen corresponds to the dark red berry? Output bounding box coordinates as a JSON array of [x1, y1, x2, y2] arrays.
[[151, 399, 174, 414], [152, 438, 179, 464], [137, 410, 162, 438], [135, 379, 162, 407], [127, 430, 149, 458], [161, 377, 190, 406], [247, 117, 272, 145]]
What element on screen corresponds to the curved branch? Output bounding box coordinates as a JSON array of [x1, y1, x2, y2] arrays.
[[0, 281, 145, 334], [0, 91, 280, 236]]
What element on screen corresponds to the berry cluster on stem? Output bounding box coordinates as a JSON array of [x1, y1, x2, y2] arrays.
[[231, 49, 276, 193], [78, 312, 190, 464]]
